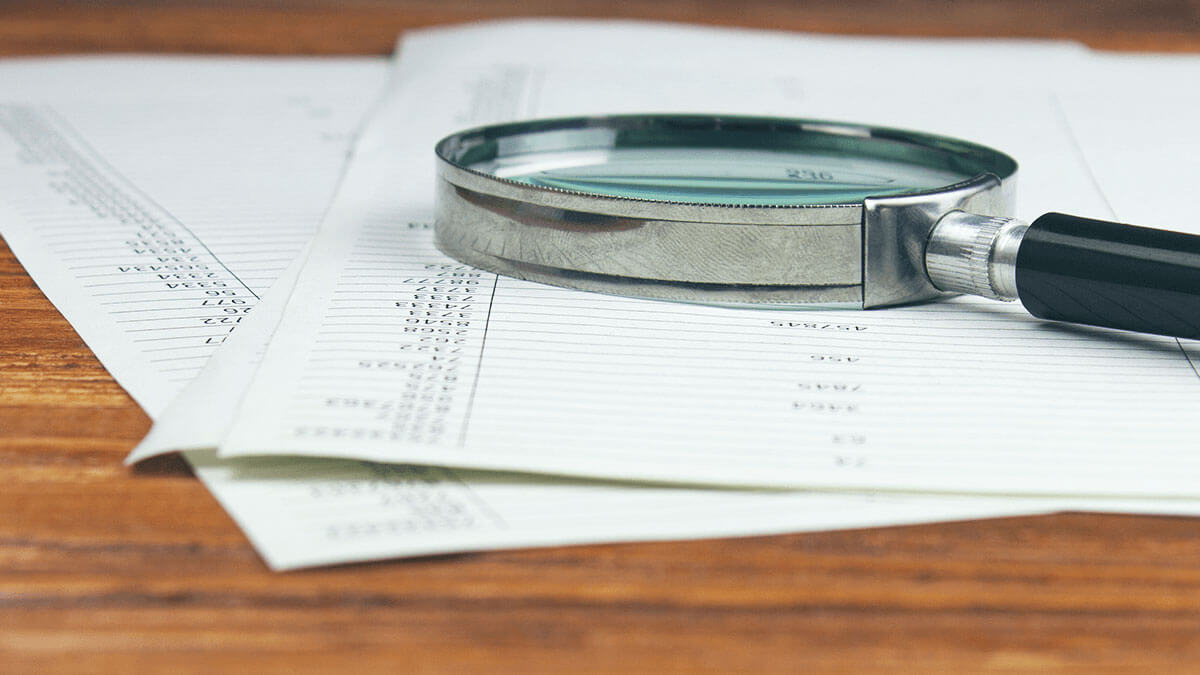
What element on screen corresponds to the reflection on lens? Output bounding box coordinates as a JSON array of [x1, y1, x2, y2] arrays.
[[485, 146, 968, 205]]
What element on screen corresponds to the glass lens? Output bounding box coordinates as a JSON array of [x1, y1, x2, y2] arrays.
[[477, 146, 969, 206], [443, 116, 1011, 208]]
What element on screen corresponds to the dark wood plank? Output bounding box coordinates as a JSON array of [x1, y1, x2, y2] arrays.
[[3, 2, 1200, 672], [0, 0, 1198, 55]]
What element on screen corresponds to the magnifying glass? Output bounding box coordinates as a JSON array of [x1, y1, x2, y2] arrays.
[[434, 114, 1200, 339]]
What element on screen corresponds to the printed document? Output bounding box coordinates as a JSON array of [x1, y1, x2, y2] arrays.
[[218, 22, 1200, 496], [0, 49, 1045, 571], [0, 56, 386, 416], [150, 269, 1039, 569], [6, 25, 1200, 569]]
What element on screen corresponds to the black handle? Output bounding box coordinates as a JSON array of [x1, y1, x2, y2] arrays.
[[1015, 213, 1200, 339]]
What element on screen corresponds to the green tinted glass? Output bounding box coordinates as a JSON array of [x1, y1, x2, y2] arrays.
[[441, 115, 1015, 207]]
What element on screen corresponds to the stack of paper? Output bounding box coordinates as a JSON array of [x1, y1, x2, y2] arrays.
[[4, 21, 1199, 570]]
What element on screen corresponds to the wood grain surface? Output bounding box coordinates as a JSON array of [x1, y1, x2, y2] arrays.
[[3, 1, 1200, 672]]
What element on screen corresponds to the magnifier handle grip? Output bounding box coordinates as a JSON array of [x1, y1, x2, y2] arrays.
[[1015, 213, 1200, 340]]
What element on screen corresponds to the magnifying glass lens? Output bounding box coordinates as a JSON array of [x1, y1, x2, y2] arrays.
[[435, 115, 1018, 308], [480, 146, 973, 206]]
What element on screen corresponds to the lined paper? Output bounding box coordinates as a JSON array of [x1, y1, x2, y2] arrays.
[[220, 26, 1200, 495], [133, 249, 1046, 570], [0, 57, 385, 415]]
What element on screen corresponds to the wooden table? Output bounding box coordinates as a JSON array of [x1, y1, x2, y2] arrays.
[[3, 1, 1200, 671]]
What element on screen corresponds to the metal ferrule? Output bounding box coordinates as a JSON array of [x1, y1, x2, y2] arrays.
[[925, 211, 1029, 301]]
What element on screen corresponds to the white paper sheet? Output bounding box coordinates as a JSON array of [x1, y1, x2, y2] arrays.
[[192, 452, 1052, 571], [219, 22, 1200, 496], [0, 56, 388, 416]]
